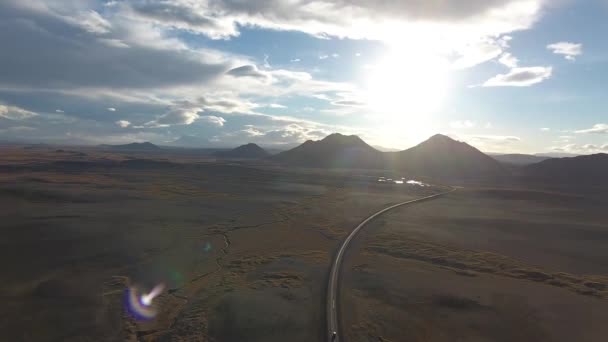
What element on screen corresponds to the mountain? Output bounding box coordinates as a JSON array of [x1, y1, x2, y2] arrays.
[[214, 143, 269, 159], [392, 134, 507, 179], [272, 133, 384, 168], [534, 152, 580, 158], [491, 153, 552, 166], [100, 142, 161, 151], [523, 153, 608, 184]]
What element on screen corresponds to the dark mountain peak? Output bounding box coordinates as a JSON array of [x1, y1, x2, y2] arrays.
[[417, 134, 464, 148], [321, 133, 365, 144], [272, 133, 382, 168], [398, 134, 506, 179], [214, 143, 269, 159], [427, 133, 455, 142]]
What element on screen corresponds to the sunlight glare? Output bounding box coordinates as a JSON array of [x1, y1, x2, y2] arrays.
[[365, 49, 449, 147]]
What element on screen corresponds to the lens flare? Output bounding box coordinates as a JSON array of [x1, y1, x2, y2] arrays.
[[125, 283, 165, 320]]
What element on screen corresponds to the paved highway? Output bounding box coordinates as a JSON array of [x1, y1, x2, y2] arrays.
[[326, 189, 455, 342]]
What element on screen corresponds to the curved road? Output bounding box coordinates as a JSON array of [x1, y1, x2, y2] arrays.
[[326, 189, 455, 342]]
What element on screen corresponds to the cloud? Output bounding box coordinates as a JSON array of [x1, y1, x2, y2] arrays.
[[55, 109, 65, 113], [0, 104, 37, 120], [450, 120, 476, 129], [547, 42, 582, 61], [290, 58, 301, 62], [124, 0, 545, 48], [63, 9, 112, 34], [99, 38, 130, 48], [0, 2, 231, 90], [540, 127, 550, 131], [451, 37, 509, 69], [125, 0, 239, 39], [470, 135, 521, 142], [575, 123, 608, 134], [200, 115, 226, 127], [107, 107, 117, 112], [483, 66, 552, 87], [551, 143, 608, 154], [331, 99, 366, 107], [498, 52, 519, 68], [226, 65, 268, 79], [147, 102, 202, 127], [225, 123, 329, 146], [319, 54, 329, 60], [267, 104, 287, 109], [115, 120, 131, 128]]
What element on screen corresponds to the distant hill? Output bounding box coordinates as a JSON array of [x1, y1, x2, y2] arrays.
[[214, 143, 269, 159], [100, 142, 161, 151], [535, 152, 580, 158], [523, 153, 608, 184], [272, 133, 384, 168], [391, 134, 507, 179], [491, 153, 552, 166]]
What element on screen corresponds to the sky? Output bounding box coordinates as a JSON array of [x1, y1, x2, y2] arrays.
[[0, 0, 607, 154]]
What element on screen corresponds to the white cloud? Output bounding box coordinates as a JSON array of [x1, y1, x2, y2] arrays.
[[575, 123, 608, 134], [450, 120, 476, 129], [547, 42, 583, 61], [319, 54, 329, 60], [64, 10, 112, 34], [0, 104, 37, 120], [99, 38, 130, 48], [290, 58, 301, 62], [267, 103, 287, 109], [483, 66, 552, 87], [470, 135, 521, 142], [147, 102, 202, 127], [200, 115, 226, 127], [55, 109, 64, 113], [222, 123, 330, 146], [226, 65, 268, 79], [451, 37, 507, 69], [107, 107, 117, 112], [122, 0, 546, 52], [551, 143, 608, 154], [115, 120, 131, 128], [540, 127, 550, 131], [498, 52, 519, 68]]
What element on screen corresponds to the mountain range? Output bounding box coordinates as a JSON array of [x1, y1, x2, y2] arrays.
[[270, 133, 608, 183], [98, 134, 608, 184], [273, 133, 505, 180]]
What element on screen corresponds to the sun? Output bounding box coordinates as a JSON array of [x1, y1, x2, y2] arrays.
[[364, 49, 449, 146]]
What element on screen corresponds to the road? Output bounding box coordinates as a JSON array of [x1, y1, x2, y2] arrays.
[[326, 189, 455, 342]]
